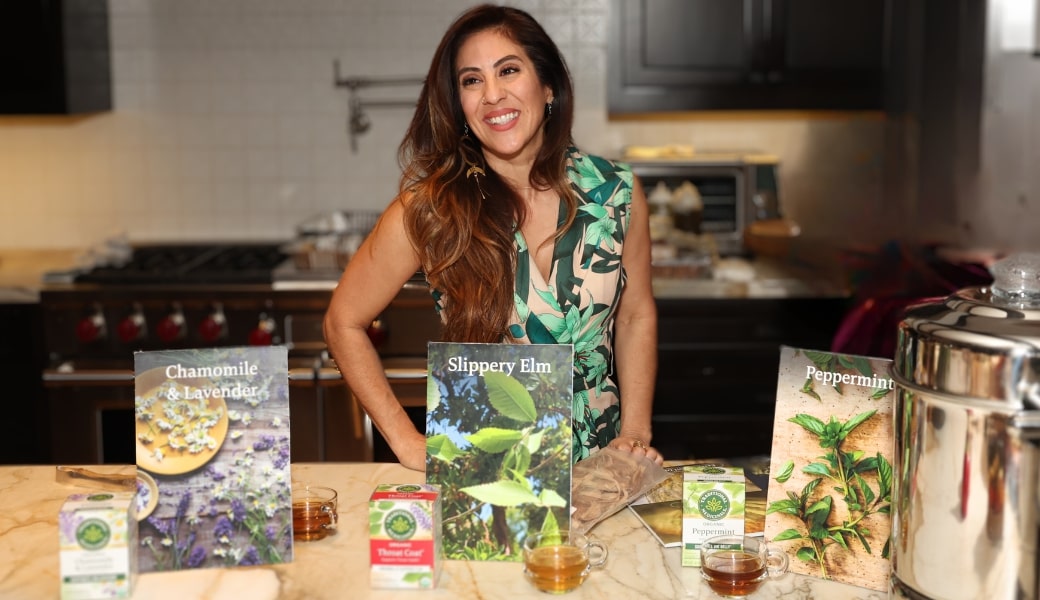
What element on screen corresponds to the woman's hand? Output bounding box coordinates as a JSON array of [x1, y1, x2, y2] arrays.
[[394, 430, 429, 472], [608, 434, 664, 465]]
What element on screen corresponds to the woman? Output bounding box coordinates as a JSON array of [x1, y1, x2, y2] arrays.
[[323, 4, 661, 471]]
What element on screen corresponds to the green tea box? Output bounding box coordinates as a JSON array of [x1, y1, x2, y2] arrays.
[[681, 465, 745, 567], [59, 491, 137, 600], [369, 484, 442, 589]]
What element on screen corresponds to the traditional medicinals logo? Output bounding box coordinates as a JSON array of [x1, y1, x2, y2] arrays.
[[396, 485, 422, 493], [77, 518, 111, 550], [701, 466, 725, 475], [385, 509, 417, 541], [698, 489, 731, 520]]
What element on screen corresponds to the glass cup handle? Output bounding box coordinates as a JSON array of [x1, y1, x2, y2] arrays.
[[321, 504, 338, 530], [764, 544, 789, 578], [586, 540, 608, 568]]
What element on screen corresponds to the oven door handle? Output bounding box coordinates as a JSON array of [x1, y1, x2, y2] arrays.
[[316, 365, 344, 381], [43, 369, 135, 383]]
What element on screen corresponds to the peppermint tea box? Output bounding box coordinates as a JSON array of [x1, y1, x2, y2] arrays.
[[59, 491, 137, 600], [681, 465, 746, 567], [369, 483, 442, 589]]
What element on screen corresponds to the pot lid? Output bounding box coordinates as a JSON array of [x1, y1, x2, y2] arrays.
[[894, 252, 1040, 408]]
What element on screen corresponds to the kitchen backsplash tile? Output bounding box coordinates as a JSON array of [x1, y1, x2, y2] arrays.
[[0, 0, 891, 249]]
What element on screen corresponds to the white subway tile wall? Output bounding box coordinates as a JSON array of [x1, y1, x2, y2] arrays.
[[0, 0, 887, 249]]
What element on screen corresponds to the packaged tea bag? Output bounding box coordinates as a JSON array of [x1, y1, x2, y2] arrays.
[[369, 484, 442, 589], [59, 491, 137, 599], [681, 465, 745, 567]]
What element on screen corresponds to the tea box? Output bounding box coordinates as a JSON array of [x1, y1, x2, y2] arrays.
[[681, 465, 745, 567], [369, 483, 442, 589], [59, 491, 137, 600]]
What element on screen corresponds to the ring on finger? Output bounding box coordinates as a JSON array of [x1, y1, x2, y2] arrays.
[[632, 439, 646, 450]]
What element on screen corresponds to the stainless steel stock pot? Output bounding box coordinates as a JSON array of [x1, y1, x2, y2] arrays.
[[891, 253, 1040, 600]]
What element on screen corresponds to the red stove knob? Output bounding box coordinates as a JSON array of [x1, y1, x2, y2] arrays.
[[157, 311, 186, 343], [366, 318, 388, 348], [248, 316, 276, 346], [116, 312, 146, 343], [198, 306, 228, 343], [76, 312, 107, 344]]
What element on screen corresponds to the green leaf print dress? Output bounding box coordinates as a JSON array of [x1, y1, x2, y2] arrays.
[[506, 148, 634, 463]]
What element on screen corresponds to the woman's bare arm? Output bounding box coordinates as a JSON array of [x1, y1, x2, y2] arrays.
[[323, 198, 428, 470], [610, 176, 663, 464]]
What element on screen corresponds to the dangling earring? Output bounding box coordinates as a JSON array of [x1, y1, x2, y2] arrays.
[[546, 102, 553, 117], [463, 123, 470, 138], [466, 162, 488, 200]]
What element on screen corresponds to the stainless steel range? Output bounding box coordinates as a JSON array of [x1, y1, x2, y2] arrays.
[[39, 241, 439, 465]]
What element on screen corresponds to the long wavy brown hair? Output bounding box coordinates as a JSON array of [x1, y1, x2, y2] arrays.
[[399, 5, 576, 343]]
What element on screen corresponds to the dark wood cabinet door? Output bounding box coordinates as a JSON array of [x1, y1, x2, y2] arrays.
[[651, 296, 849, 459], [621, 0, 757, 87], [289, 381, 322, 462], [611, 0, 761, 112], [765, 0, 888, 108], [781, 0, 887, 74], [0, 302, 48, 464], [609, 0, 893, 112], [0, 0, 111, 114]]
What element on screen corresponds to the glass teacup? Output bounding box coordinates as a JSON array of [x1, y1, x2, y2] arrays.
[[291, 484, 338, 541], [700, 534, 788, 597], [522, 530, 607, 594]]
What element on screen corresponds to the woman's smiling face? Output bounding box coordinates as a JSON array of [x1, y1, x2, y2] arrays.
[[456, 29, 553, 165]]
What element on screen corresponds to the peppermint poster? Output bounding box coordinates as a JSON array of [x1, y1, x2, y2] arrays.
[[764, 346, 895, 592], [134, 346, 293, 571]]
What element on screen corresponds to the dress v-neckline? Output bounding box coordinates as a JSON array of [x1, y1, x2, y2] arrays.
[[518, 197, 565, 285], [519, 230, 555, 285]]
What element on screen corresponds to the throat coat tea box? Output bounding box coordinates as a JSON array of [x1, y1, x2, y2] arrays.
[[681, 465, 745, 567], [369, 483, 442, 589], [59, 491, 137, 600]]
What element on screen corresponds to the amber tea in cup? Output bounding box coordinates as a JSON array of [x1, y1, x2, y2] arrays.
[[291, 484, 337, 541], [522, 530, 607, 594], [700, 535, 788, 597]]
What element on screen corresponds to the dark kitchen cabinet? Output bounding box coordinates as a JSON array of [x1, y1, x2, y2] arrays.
[[651, 296, 848, 459], [0, 0, 112, 114], [44, 382, 135, 465], [609, 0, 896, 113], [0, 298, 49, 464]]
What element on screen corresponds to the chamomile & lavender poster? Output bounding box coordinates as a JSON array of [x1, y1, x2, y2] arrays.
[[133, 346, 293, 571]]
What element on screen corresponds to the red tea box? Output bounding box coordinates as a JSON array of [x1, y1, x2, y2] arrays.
[[369, 483, 442, 589]]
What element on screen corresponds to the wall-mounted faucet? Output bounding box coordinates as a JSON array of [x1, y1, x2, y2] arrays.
[[334, 60, 423, 152]]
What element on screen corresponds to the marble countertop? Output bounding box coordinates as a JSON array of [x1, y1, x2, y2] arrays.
[[0, 462, 886, 599]]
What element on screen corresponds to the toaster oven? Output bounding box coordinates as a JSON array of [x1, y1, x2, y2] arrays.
[[625, 153, 782, 256]]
